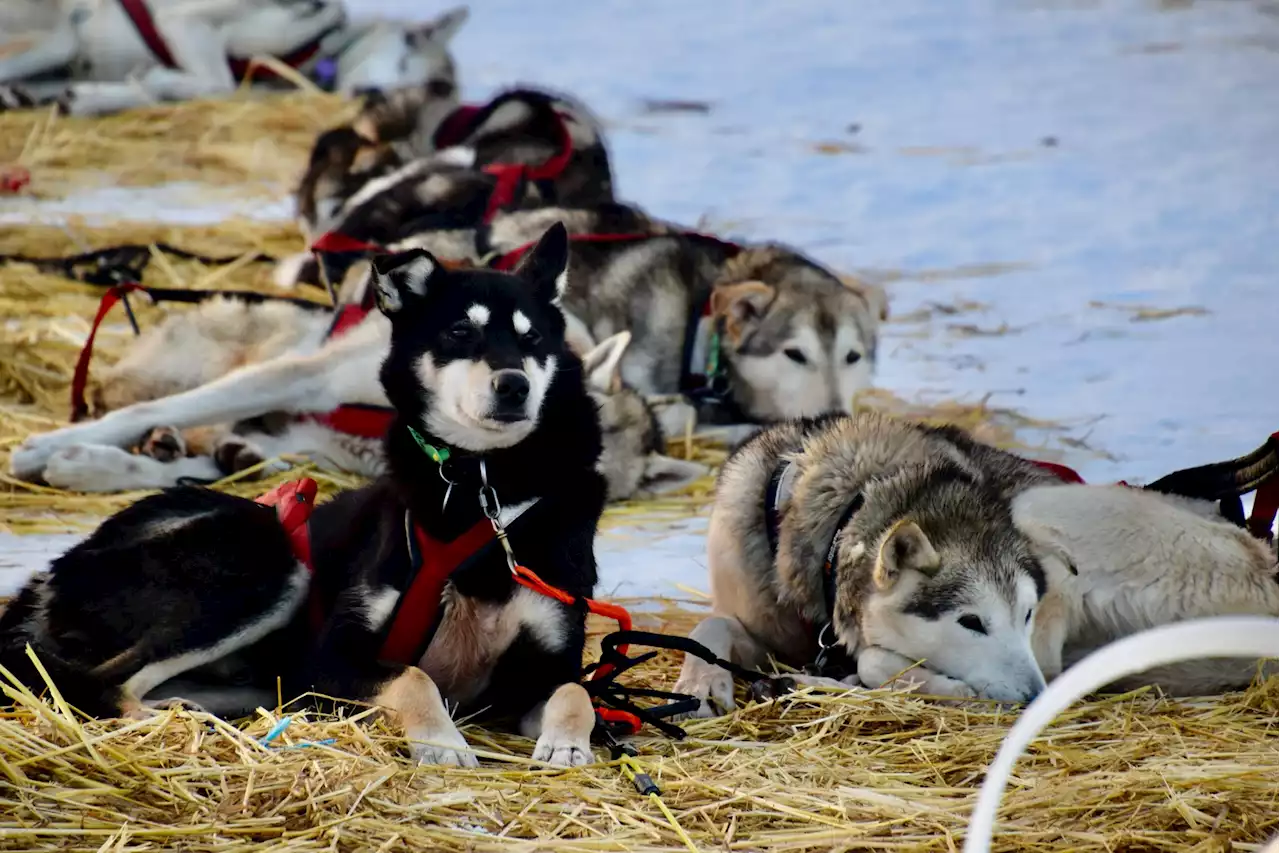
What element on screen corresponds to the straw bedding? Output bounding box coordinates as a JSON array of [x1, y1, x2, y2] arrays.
[[0, 214, 1274, 852], [0, 603, 1274, 852], [0, 93, 354, 197]]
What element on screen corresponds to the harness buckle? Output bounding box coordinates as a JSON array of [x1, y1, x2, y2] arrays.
[[478, 459, 519, 574], [808, 621, 839, 676]]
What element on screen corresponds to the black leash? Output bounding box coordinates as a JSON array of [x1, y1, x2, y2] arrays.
[[584, 629, 795, 740]]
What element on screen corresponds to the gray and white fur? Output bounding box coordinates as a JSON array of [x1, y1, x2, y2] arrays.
[[674, 412, 1278, 714]]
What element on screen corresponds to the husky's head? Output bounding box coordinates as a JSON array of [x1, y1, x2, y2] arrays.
[[334, 7, 468, 97], [834, 464, 1048, 702], [372, 222, 569, 452], [580, 331, 710, 501], [710, 247, 888, 422]]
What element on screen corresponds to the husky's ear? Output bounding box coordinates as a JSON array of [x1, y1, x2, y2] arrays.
[[581, 331, 631, 393], [514, 221, 570, 305], [407, 6, 469, 48], [370, 248, 439, 315], [710, 280, 775, 340], [873, 520, 941, 589], [639, 453, 711, 495], [841, 275, 889, 322]]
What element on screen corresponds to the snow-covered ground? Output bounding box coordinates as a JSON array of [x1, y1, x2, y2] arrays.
[[1, 0, 1276, 597]]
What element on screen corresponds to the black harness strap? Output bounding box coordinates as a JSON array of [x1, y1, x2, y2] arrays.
[[583, 629, 790, 739], [1, 242, 277, 286]]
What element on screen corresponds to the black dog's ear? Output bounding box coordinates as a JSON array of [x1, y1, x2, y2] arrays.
[[370, 248, 440, 315], [513, 221, 569, 305]]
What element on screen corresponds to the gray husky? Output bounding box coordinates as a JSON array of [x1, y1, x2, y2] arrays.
[[674, 412, 1278, 713]]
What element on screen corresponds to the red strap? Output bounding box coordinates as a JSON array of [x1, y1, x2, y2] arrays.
[[310, 232, 384, 254], [119, 0, 178, 68], [326, 303, 371, 340], [378, 519, 497, 664], [228, 36, 325, 82], [1031, 460, 1086, 484], [254, 478, 324, 632], [1248, 431, 1279, 540], [509, 563, 633, 681], [1, 165, 30, 194], [69, 283, 149, 422], [304, 405, 395, 439], [479, 111, 574, 224]]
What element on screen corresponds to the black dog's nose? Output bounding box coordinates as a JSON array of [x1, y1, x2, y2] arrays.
[[492, 370, 530, 405]]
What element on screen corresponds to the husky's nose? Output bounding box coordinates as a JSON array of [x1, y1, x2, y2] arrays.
[[492, 370, 530, 406]]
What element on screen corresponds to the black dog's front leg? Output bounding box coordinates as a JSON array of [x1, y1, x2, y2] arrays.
[[299, 604, 478, 767]]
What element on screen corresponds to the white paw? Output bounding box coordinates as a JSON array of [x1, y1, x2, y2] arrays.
[[408, 726, 478, 768], [787, 673, 863, 692], [42, 445, 144, 492], [893, 672, 977, 700], [532, 729, 594, 767], [857, 646, 978, 702], [672, 662, 736, 719], [10, 431, 77, 480]]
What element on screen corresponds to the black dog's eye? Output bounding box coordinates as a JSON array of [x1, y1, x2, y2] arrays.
[[958, 614, 987, 635], [783, 347, 808, 365], [845, 350, 862, 365], [521, 329, 543, 348], [1025, 610, 1034, 626]]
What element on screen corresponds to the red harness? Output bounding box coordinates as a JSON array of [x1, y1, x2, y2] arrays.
[[119, 0, 332, 83], [254, 476, 638, 729], [430, 101, 576, 225]]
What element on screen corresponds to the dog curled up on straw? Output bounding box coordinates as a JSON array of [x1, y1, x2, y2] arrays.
[[0, 224, 612, 767], [675, 412, 1279, 715], [0, 1, 471, 116]]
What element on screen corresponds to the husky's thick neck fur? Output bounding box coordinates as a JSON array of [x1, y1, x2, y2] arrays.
[[370, 222, 603, 539]]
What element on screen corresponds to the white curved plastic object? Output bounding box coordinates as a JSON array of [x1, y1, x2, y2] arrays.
[[964, 616, 1280, 853]]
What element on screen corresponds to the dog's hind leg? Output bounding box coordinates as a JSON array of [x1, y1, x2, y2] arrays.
[[0, 23, 78, 84], [671, 615, 770, 718], [11, 321, 389, 480], [42, 444, 222, 492], [520, 682, 596, 767], [120, 565, 311, 718]]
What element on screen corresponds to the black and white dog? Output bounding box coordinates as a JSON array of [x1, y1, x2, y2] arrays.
[[0, 223, 607, 767]]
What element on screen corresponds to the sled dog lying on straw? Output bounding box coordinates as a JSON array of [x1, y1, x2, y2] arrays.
[[0, 225, 610, 766], [6, 278, 707, 502], [0, 1, 469, 116], [675, 412, 1278, 713]]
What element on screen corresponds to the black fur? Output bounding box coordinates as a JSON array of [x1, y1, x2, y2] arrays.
[[0, 224, 607, 734]]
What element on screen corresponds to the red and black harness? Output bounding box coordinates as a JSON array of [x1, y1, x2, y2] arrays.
[[429, 96, 577, 226], [119, 0, 340, 86], [251, 463, 770, 744]]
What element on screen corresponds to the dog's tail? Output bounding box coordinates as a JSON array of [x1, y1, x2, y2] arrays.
[[1145, 432, 1277, 501]]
